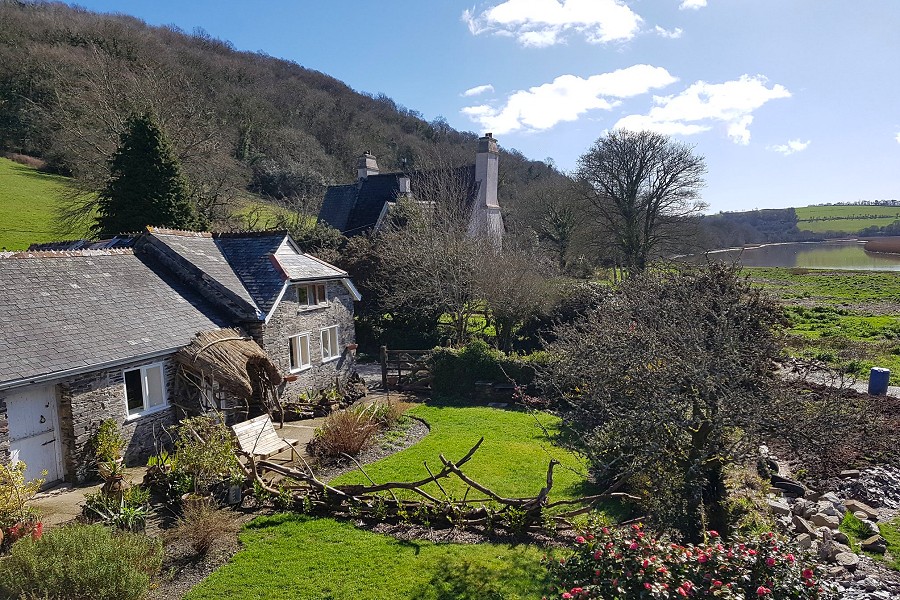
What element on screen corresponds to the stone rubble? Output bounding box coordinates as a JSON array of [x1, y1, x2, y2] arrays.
[[765, 452, 900, 599]]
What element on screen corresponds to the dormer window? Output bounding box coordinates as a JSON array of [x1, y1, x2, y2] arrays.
[[297, 283, 327, 308]]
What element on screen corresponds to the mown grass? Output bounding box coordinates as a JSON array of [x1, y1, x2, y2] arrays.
[[0, 157, 72, 250], [188, 403, 596, 599], [185, 514, 549, 600], [331, 402, 596, 505]]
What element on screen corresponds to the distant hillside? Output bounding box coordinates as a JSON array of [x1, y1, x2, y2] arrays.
[[0, 1, 561, 237], [697, 204, 900, 250], [0, 156, 69, 250], [795, 205, 900, 234]]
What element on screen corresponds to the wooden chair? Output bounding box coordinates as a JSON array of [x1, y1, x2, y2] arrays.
[[231, 414, 302, 462]]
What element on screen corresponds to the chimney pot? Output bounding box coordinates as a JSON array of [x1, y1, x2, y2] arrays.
[[357, 152, 379, 179]]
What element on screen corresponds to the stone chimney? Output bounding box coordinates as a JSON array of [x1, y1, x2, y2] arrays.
[[357, 152, 379, 180], [475, 133, 499, 209], [470, 133, 503, 245]]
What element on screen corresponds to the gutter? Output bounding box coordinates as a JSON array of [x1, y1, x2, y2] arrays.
[[0, 347, 182, 392]]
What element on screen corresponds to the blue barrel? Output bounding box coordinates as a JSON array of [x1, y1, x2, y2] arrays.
[[868, 367, 891, 395]]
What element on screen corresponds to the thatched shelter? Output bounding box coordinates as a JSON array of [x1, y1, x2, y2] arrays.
[[175, 328, 283, 421]]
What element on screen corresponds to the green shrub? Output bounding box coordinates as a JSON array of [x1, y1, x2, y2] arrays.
[[547, 525, 834, 599], [93, 419, 125, 464], [0, 461, 43, 530], [0, 523, 163, 600], [430, 340, 538, 398]]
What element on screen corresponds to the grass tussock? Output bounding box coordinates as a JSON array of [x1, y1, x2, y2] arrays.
[[166, 503, 240, 557]]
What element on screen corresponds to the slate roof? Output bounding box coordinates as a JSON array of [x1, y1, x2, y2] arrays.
[[144, 229, 347, 317], [0, 250, 228, 388], [318, 166, 478, 236], [272, 242, 347, 281]]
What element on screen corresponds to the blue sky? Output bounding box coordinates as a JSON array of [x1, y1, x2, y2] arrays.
[[69, 1, 899, 213]]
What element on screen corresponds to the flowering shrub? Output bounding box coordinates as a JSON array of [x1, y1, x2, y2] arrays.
[[545, 524, 835, 599]]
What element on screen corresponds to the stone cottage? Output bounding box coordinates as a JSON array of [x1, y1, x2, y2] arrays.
[[318, 133, 504, 245], [0, 228, 359, 485]]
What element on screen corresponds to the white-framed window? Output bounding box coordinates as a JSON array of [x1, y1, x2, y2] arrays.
[[297, 283, 327, 308], [320, 325, 340, 362], [124, 363, 167, 418], [289, 333, 312, 372]]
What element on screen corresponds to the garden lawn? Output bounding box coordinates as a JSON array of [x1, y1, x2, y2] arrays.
[[0, 157, 72, 250], [186, 404, 603, 599], [331, 402, 595, 503], [185, 514, 549, 600]]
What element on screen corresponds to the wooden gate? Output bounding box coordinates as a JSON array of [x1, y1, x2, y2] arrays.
[[379, 346, 432, 391]]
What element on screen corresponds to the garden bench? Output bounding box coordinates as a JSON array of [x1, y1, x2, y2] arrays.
[[232, 414, 302, 461]]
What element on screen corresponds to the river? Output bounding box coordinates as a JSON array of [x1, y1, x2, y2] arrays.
[[696, 240, 900, 271]]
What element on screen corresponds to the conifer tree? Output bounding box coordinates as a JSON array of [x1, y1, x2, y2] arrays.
[[93, 113, 200, 236]]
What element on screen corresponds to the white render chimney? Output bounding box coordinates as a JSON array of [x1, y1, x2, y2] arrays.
[[469, 133, 503, 246], [357, 152, 379, 180]]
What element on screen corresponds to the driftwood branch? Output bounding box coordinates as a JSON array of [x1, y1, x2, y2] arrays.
[[236, 434, 632, 533]]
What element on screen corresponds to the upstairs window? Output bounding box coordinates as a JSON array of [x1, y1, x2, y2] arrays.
[[297, 283, 327, 307], [289, 333, 311, 372], [124, 363, 167, 418], [320, 325, 340, 362]]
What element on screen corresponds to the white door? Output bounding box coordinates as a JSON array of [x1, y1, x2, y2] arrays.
[[7, 385, 61, 484]]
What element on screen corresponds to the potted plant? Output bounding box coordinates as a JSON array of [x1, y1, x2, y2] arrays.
[[99, 458, 130, 499]]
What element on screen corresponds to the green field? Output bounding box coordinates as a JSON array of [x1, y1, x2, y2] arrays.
[[795, 205, 900, 234], [0, 157, 72, 250], [747, 267, 900, 383]]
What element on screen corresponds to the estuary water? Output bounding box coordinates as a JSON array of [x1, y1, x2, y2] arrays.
[[699, 240, 900, 271]]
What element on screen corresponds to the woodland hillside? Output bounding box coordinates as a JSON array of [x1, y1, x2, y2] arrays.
[[0, 0, 561, 235]]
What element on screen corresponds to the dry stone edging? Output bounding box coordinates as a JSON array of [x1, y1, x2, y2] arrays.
[[762, 448, 900, 598]]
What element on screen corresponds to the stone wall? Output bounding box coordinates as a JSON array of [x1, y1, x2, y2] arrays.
[[58, 356, 178, 481], [262, 279, 357, 401]]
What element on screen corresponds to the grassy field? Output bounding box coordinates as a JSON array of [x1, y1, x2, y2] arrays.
[[747, 267, 900, 383], [795, 205, 900, 234], [0, 157, 72, 250], [187, 403, 598, 599]]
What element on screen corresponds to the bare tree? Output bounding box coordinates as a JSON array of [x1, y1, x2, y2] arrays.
[[576, 130, 707, 272], [478, 240, 554, 352], [374, 159, 489, 346]]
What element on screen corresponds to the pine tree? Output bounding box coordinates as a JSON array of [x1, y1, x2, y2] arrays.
[[93, 113, 199, 236]]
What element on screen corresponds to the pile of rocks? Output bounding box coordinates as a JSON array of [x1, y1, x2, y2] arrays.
[[834, 466, 900, 512], [767, 467, 900, 598]]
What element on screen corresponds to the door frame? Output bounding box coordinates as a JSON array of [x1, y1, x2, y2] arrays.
[[7, 384, 64, 484]]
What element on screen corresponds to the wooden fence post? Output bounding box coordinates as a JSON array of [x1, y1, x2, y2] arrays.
[[380, 345, 388, 391]]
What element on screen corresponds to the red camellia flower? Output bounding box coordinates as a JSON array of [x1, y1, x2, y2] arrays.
[[756, 585, 771, 596], [801, 568, 814, 580], [561, 593, 572, 599], [766, 557, 776, 567], [708, 530, 719, 537], [712, 580, 723, 588], [645, 583, 653, 590], [786, 553, 795, 563], [575, 536, 586, 544]]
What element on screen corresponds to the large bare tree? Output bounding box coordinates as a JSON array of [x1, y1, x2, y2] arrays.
[[576, 129, 707, 272]]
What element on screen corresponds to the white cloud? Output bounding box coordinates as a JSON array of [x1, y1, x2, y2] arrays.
[[614, 75, 791, 145], [462, 84, 495, 97], [896, 131, 900, 144], [462, 0, 643, 47], [654, 25, 683, 39], [768, 139, 811, 156], [679, 0, 707, 9], [462, 64, 677, 135]]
